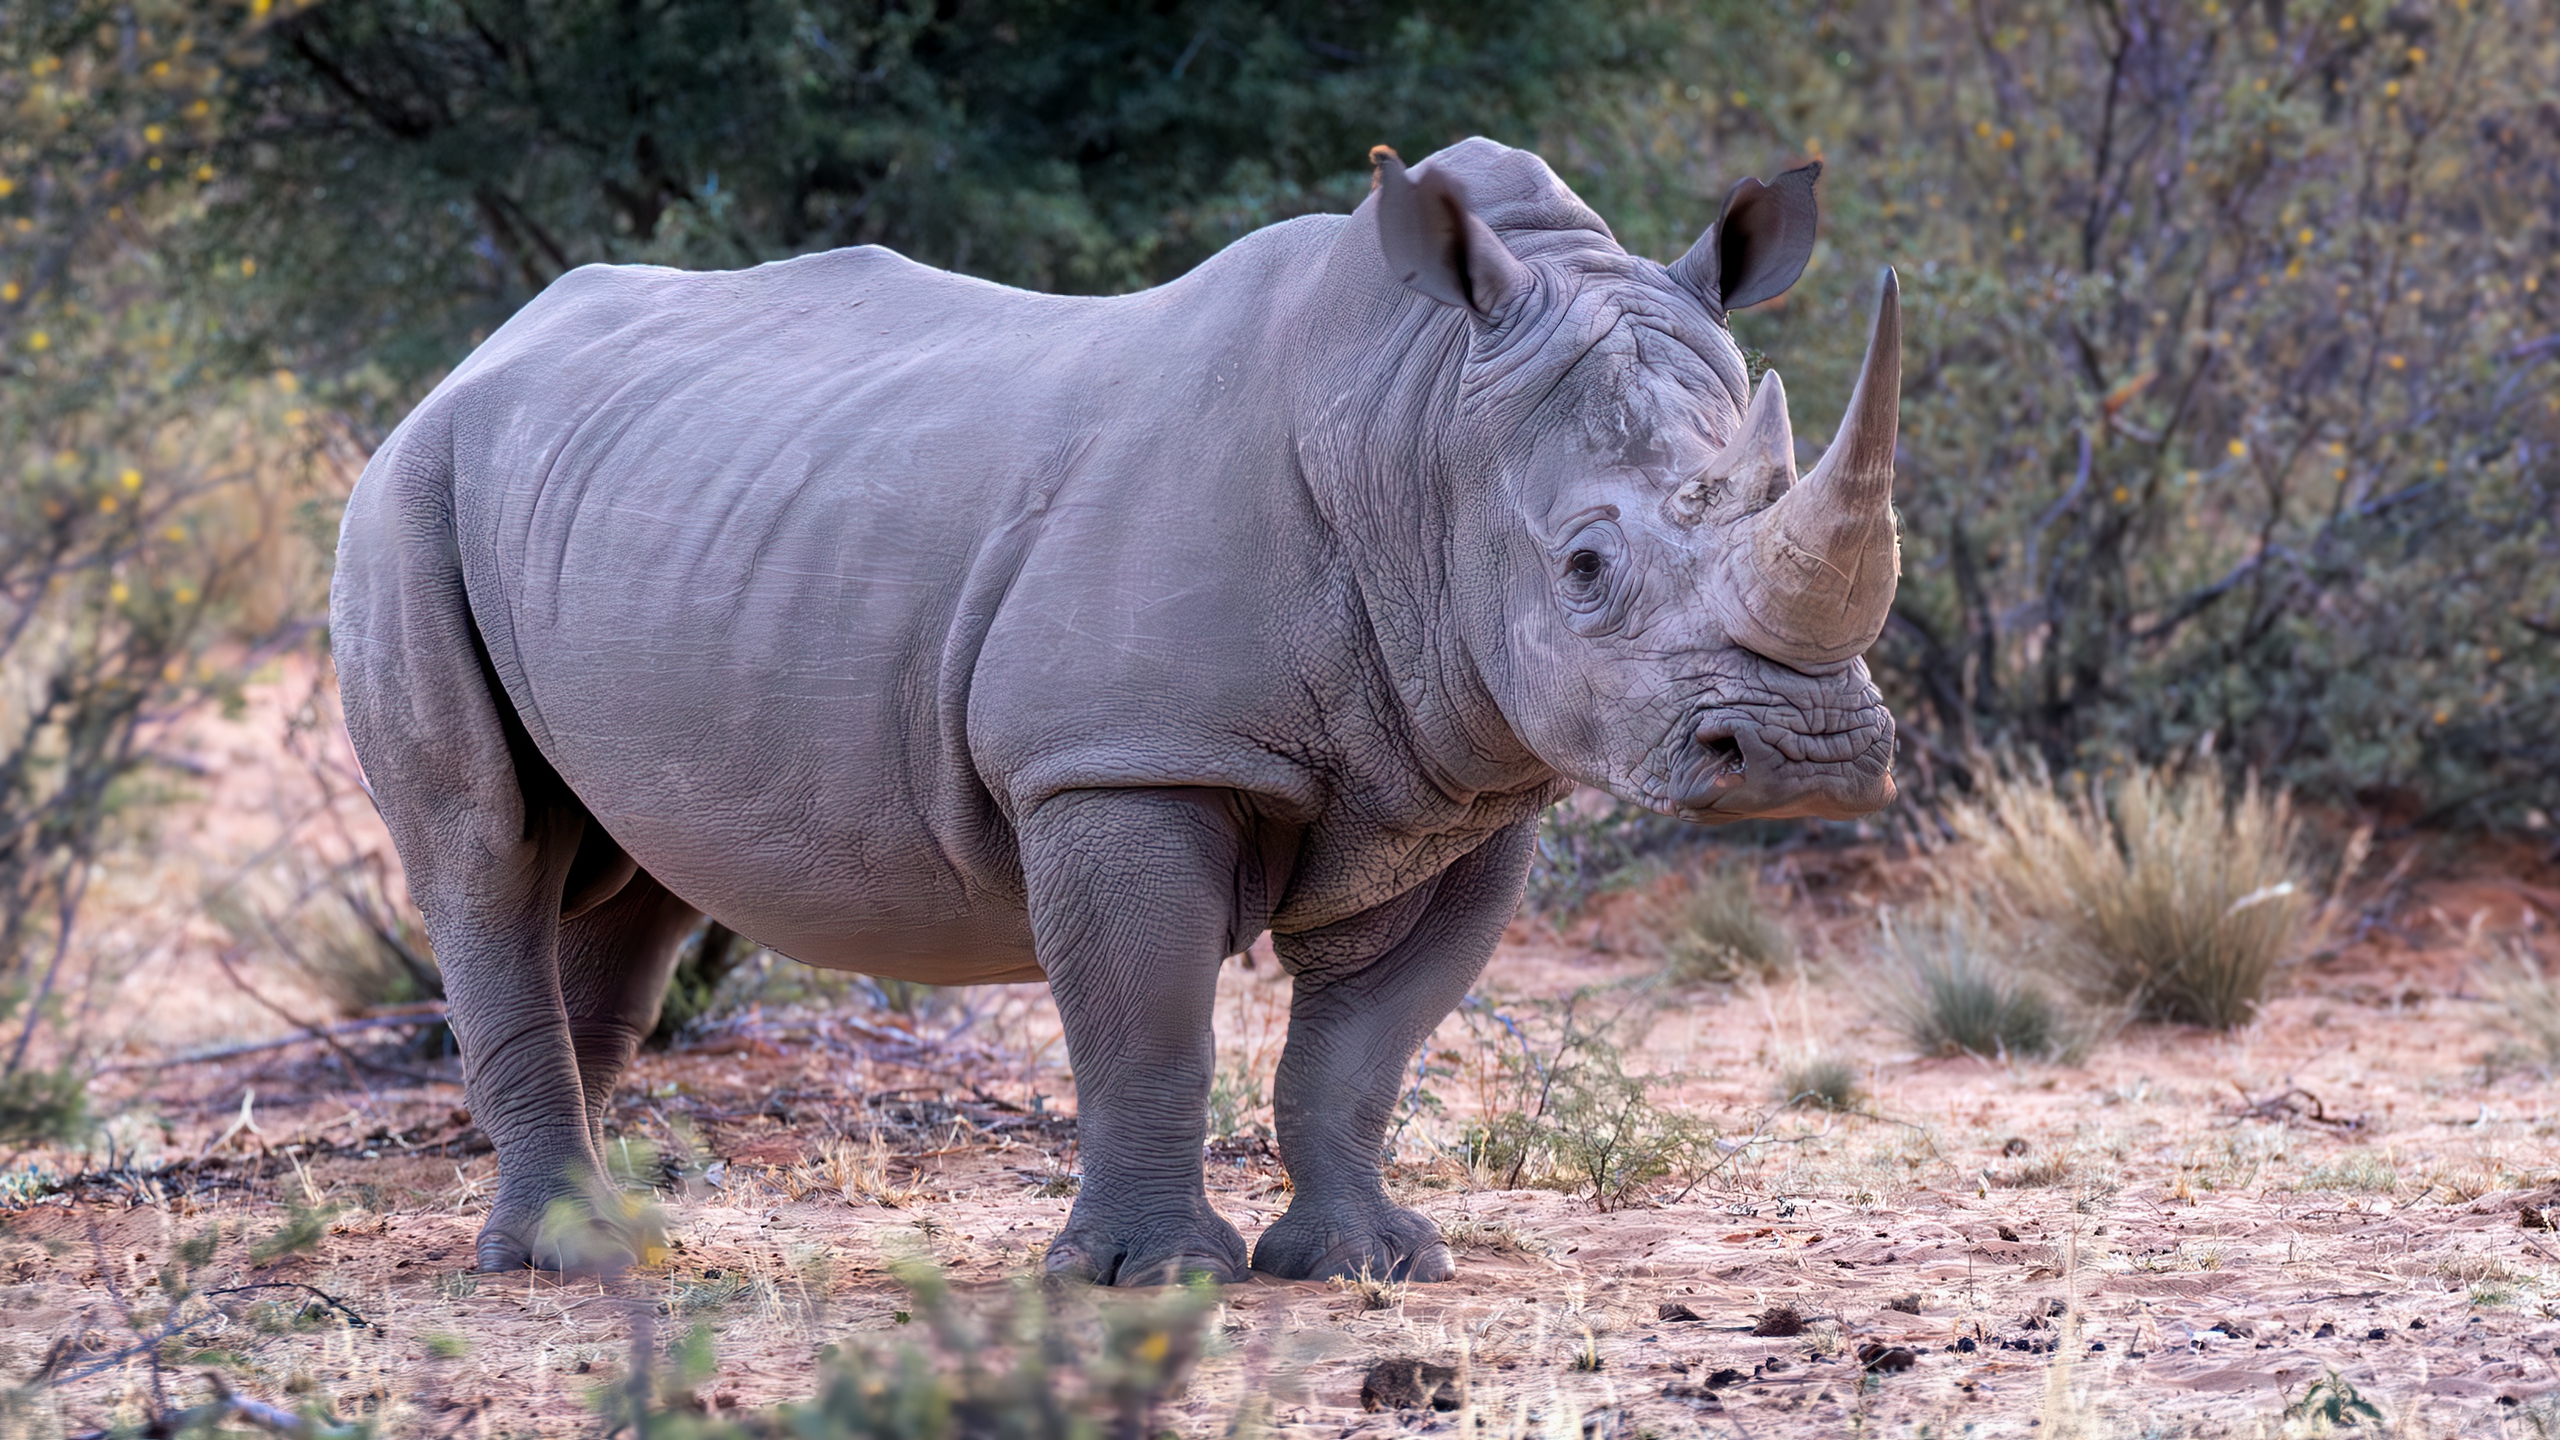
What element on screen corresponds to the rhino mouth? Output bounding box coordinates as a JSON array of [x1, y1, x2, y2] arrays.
[[1655, 700, 1895, 823]]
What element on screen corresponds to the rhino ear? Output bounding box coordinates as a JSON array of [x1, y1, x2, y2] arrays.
[[1672, 160, 1821, 315], [1371, 145, 1529, 321]]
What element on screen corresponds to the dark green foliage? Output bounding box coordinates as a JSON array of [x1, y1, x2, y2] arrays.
[[1657, 862, 1795, 982], [1687, 0, 2560, 821], [197, 0, 1689, 407], [649, 920, 751, 1048], [0, 1061, 87, 1145]]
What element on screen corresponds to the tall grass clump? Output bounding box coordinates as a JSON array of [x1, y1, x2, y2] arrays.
[[1875, 906, 2064, 1060], [2480, 942, 2560, 1073], [1655, 862, 1794, 982], [1952, 764, 2309, 1029]]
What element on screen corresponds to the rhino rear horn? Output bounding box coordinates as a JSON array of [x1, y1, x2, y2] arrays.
[[1371, 146, 1529, 321], [1673, 161, 1821, 315], [1721, 267, 1902, 670]]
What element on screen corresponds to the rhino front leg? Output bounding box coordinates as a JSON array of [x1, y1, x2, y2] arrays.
[[1257, 819, 1536, 1282], [1020, 788, 1254, 1286]]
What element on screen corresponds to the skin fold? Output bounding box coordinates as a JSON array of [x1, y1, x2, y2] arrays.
[[330, 138, 1898, 1281]]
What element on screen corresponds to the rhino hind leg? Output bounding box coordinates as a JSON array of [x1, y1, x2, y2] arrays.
[[559, 868, 700, 1161], [1257, 821, 1539, 1283], [1020, 788, 1254, 1286]]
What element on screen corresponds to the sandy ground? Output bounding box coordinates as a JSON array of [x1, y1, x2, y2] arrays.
[[10, 683, 2560, 1437]]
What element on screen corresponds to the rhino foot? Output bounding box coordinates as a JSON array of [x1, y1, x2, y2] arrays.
[[1250, 1202, 1453, 1282], [475, 1189, 649, 1275], [1043, 1199, 1249, 1287]]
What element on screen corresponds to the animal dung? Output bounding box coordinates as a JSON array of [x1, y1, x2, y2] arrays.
[[1359, 1358, 1463, 1412], [1858, 1343, 1919, 1372], [1657, 1300, 1705, 1322], [1751, 1303, 1808, 1337]]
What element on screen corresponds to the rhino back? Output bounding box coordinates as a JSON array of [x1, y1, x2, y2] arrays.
[[425, 234, 1425, 974]]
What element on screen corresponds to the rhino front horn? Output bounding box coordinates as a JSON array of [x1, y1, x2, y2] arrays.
[[1722, 267, 1902, 670]]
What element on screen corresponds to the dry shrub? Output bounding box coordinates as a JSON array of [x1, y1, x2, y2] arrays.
[[1653, 863, 1794, 983], [1950, 762, 2309, 1029], [1873, 905, 2068, 1061]]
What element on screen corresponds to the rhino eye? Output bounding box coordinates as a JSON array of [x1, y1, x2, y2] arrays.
[[1566, 549, 1603, 581]]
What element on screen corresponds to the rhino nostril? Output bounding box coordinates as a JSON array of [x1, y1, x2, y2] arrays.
[[1696, 728, 1747, 791]]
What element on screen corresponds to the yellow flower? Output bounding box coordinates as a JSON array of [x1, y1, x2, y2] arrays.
[[26, 330, 48, 351], [2387, 354, 2405, 370], [2111, 485, 2130, 504], [2384, 80, 2400, 98], [189, 99, 209, 117], [2339, 13, 2355, 29], [2297, 227, 2313, 246], [240, 257, 257, 277], [2407, 46, 2426, 64], [1975, 120, 1993, 138], [174, 586, 197, 605], [283, 408, 307, 426], [1, 282, 17, 302], [2227, 439, 2247, 458], [275, 369, 299, 394], [252, 0, 271, 14], [151, 61, 168, 78], [120, 468, 140, 490], [0, 178, 11, 197], [2333, 467, 2346, 481], [2432, 707, 2449, 725], [2285, 259, 2302, 279], [1997, 128, 2016, 149], [2009, 224, 2025, 242], [147, 156, 161, 171], [194, 164, 213, 182], [109, 582, 129, 604], [98, 495, 118, 514], [144, 124, 163, 144], [162, 526, 185, 542]]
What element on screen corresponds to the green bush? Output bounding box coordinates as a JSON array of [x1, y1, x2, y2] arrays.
[[1600, 0, 2560, 824]]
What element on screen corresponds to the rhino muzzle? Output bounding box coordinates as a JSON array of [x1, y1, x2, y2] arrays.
[[1680, 268, 1904, 673], [1665, 698, 1897, 822]]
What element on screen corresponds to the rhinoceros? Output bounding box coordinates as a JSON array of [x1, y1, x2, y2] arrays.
[[331, 137, 1901, 1282]]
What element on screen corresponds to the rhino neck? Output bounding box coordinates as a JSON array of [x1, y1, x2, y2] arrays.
[[1284, 229, 1554, 804]]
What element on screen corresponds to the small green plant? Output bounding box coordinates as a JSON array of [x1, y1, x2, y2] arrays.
[[1875, 906, 2063, 1060], [651, 922, 755, 1047], [2285, 1370, 2384, 1428], [1656, 863, 1794, 983], [249, 1203, 343, 1265], [1449, 985, 1706, 1209], [1780, 1054, 1862, 1113], [1206, 1056, 1268, 1142], [1952, 762, 2308, 1029]]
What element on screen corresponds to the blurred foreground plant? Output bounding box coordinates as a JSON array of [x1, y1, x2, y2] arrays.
[[1950, 762, 2308, 1028]]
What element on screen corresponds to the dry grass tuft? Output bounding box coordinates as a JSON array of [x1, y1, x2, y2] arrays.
[[786, 1134, 932, 1208], [1779, 1054, 1862, 1113], [2482, 940, 2560, 1071], [1751, 1303, 1807, 1337], [1653, 862, 1795, 983], [1949, 761, 2309, 1029], [1873, 905, 2067, 1060]]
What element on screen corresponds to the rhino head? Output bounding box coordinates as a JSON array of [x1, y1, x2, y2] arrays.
[[1366, 142, 1899, 822]]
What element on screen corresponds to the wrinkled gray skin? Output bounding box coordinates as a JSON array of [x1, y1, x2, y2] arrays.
[[331, 139, 1898, 1284]]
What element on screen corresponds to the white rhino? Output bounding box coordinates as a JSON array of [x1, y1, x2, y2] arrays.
[[331, 138, 1901, 1282]]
